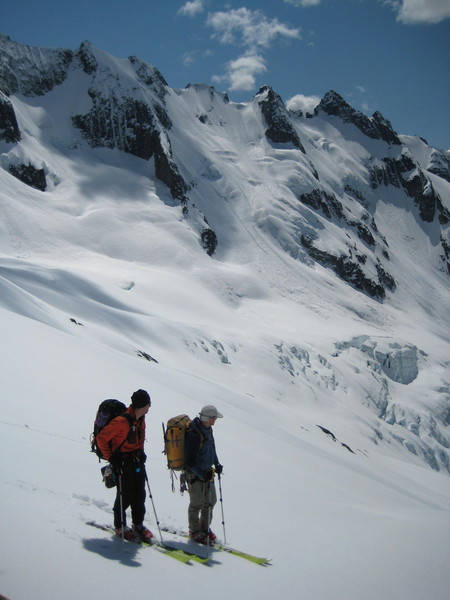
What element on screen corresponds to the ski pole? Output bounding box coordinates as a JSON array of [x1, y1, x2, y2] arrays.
[[118, 473, 125, 542], [144, 468, 164, 544], [218, 472, 227, 545], [207, 481, 213, 555]]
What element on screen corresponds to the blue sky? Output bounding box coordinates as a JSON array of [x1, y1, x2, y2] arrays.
[[2, 0, 449, 149]]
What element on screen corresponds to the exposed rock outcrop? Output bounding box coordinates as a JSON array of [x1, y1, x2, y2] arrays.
[[257, 86, 306, 152], [8, 163, 47, 191], [300, 234, 394, 299], [0, 91, 21, 143], [0, 34, 73, 97], [368, 152, 446, 223], [70, 42, 188, 203], [427, 149, 450, 183], [316, 90, 401, 145]]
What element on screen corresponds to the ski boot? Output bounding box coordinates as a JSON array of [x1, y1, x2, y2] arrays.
[[133, 524, 154, 543], [115, 526, 139, 541]]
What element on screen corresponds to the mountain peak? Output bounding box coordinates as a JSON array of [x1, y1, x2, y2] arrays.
[[76, 40, 97, 74], [316, 90, 401, 145], [0, 35, 73, 97], [256, 85, 305, 152]]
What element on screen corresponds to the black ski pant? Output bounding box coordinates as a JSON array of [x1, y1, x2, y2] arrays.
[[113, 459, 146, 529]]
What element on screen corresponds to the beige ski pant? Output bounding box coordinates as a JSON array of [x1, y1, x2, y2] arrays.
[[187, 476, 217, 533]]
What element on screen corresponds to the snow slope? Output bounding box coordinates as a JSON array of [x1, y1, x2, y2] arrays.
[[0, 38, 449, 600], [1, 304, 449, 600]]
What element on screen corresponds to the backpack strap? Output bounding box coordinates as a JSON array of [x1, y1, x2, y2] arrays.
[[187, 420, 205, 447], [111, 413, 134, 457], [184, 422, 205, 472]]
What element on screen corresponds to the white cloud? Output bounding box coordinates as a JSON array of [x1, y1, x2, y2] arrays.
[[182, 48, 213, 67], [182, 51, 197, 67], [178, 0, 205, 18], [206, 8, 301, 51], [184, 6, 301, 95], [286, 94, 321, 113], [212, 53, 267, 92], [207, 8, 300, 93], [283, 0, 322, 6], [383, 0, 450, 24]]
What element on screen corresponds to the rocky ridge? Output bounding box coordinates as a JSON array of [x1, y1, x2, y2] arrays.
[[1, 36, 448, 291]]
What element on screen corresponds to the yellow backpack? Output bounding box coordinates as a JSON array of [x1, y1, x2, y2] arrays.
[[163, 414, 193, 471]]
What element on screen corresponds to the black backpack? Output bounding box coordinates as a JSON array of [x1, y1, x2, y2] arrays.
[[90, 399, 132, 460]]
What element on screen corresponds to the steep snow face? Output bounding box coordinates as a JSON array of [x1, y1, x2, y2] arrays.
[[0, 36, 449, 475]]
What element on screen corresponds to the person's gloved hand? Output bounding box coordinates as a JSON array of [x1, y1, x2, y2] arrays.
[[204, 468, 214, 482], [139, 451, 147, 464], [215, 464, 223, 475]]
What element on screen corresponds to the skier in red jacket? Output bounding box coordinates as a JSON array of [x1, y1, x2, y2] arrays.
[[96, 389, 153, 542]]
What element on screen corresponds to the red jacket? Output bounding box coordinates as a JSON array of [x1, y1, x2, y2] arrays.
[[96, 406, 146, 461]]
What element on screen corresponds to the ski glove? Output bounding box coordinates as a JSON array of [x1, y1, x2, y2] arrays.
[[204, 468, 215, 482], [215, 464, 223, 475]]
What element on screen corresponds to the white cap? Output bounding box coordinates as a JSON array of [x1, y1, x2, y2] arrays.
[[200, 405, 223, 420]]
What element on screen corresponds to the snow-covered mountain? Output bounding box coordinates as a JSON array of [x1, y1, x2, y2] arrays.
[[1, 35, 449, 600]]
